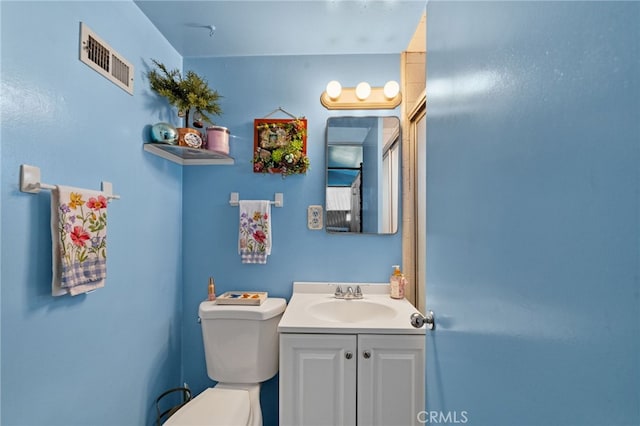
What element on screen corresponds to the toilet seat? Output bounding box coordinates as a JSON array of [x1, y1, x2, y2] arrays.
[[163, 387, 250, 426]]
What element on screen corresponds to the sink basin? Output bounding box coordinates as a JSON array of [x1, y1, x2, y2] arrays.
[[308, 299, 396, 323], [277, 282, 425, 334]]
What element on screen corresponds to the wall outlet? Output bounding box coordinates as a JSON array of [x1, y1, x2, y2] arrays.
[[307, 205, 323, 230]]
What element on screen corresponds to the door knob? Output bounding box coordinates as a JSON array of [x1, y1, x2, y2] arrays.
[[425, 311, 435, 330], [410, 311, 435, 330], [363, 350, 371, 359], [345, 351, 353, 360]]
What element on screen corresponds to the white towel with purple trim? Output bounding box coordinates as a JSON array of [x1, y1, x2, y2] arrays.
[[238, 200, 271, 264], [51, 185, 108, 296]]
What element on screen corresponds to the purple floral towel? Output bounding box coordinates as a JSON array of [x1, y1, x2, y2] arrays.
[[51, 185, 107, 296], [238, 200, 271, 264]]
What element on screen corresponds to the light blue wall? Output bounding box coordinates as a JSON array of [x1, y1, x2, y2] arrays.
[[425, 1, 639, 425], [1, 5, 404, 424], [1, 2, 184, 425], [181, 54, 403, 425], [14, 2, 636, 426]]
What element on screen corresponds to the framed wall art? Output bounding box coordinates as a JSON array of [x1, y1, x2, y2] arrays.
[[252, 117, 309, 176]]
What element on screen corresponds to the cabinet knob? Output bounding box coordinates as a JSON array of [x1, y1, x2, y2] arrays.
[[345, 351, 353, 360], [363, 350, 371, 359]]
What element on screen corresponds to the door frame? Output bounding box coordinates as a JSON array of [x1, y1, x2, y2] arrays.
[[402, 90, 426, 314]]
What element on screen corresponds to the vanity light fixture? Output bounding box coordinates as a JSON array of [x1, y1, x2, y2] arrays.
[[326, 80, 342, 100], [320, 80, 402, 110], [355, 82, 371, 100], [383, 80, 400, 99]]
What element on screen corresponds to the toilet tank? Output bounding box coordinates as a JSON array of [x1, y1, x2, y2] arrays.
[[198, 298, 287, 383]]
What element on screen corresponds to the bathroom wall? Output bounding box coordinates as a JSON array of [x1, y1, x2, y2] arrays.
[[181, 54, 403, 425], [425, 1, 639, 425], [1, 2, 184, 425]]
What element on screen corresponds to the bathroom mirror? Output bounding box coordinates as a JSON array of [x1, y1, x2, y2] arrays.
[[325, 116, 400, 234]]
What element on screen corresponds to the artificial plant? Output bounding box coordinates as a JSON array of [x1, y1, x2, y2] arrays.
[[147, 59, 222, 128]]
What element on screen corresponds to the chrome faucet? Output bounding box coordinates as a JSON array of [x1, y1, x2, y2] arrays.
[[354, 285, 363, 298], [334, 284, 363, 299], [345, 286, 354, 298]]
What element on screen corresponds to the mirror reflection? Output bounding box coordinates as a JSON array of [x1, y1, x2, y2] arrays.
[[326, 116, 400, 234]]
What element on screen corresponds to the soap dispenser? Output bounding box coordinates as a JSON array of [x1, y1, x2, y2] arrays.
[[390, 265, 406, 299]]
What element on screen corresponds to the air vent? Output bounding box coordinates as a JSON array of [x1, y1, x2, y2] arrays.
[[79, 22, 134, 95]]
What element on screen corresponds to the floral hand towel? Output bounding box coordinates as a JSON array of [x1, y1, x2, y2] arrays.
[[238, 200, 271, 264], [51, 185, 108, 296]]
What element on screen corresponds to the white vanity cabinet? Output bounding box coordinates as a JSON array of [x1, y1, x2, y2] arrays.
[[357, 334, 425, 426], [279, 333, 425, 426], [279, 334, 357, 426]]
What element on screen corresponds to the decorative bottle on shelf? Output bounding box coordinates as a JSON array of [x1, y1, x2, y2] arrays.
[[390, 265, 406, 299], [208, 277, 216, 301]]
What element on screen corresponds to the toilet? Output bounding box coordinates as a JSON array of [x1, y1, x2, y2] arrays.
[[164, 297, 287, 426]]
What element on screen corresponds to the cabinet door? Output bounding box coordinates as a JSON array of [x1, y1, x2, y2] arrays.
[[357, 334, 425, 426], [280, 333, 357, 426]]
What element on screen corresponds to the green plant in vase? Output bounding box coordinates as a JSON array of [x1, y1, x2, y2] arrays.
[[147, 59, 222, 147]]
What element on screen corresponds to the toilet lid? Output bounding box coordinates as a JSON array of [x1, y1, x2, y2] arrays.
[[163, 387, 250, 426]]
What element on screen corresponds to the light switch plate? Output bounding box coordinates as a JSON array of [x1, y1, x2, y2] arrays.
[[307, 205, 323, 230]]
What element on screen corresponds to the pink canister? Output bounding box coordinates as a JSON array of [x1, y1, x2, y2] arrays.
[[206, 126, 230, 154]]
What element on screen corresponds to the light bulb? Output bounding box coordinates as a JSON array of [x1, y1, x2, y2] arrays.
[[355, 82, 371, 100], [383, 80, 400, 99], [326, 80, 342, 100]]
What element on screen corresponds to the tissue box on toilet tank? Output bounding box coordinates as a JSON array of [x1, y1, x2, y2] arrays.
[[206, 126, 230, 155]]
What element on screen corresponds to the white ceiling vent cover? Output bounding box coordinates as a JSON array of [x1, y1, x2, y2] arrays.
[[79, 22, 134, 95]]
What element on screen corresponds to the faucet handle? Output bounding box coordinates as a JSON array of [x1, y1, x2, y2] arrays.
[[334, 285, 344, 298], [354, 285, 363, 298]]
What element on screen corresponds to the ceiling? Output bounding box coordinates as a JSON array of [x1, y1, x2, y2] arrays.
[[134, 0, 426, 58]]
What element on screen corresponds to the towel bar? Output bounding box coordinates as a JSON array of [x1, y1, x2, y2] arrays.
[[229, 192, 283, 207], [19, 164, 120, 202]]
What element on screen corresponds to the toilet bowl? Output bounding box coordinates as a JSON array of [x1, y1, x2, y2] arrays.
[[164, 297, 286, 426], [163, 384, 260, 426]]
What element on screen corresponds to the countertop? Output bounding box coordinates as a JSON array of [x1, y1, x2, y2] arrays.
[[277, 282, 426, 335]]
